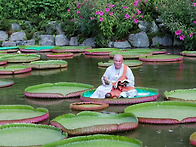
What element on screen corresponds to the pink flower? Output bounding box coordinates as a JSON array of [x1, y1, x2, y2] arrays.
[[71, 19, 75, 22], [79, 16, 83, 19], [77, 10, 79, 14], [155, 7, 158, 10], [134, 19, 139, 23], [133, 2, 138, 7], [190, 32, 193, 37], [99, 11, 104, 16], [90, 17, 93, 20], [68, 9, 70, 13], [124, 14, 130, 19], [137, 10, 141, 15], [144, 0, 147, 4], [175, 30, 181, 35], [108, 4, 114, 8], [132, 14, 136, 19], [123, 6, 127, 9], [96, 11, 100, 15], [141, 14, 143, 18], [99, 17, 103, 22], [109, 11, 113, 16], [193, 3, 196, 7], [179, 35, 185, 40], [105, 8, 110, 12], [194, 20, 196, 24]]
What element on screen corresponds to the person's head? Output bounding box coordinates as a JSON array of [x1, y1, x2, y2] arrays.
[[113, 54, 124, 69]]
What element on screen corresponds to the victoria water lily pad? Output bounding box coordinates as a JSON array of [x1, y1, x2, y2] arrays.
[[0, 79, 14, 88], [29, 60, 67, 69], [163, 88, 196, 102], [0, 65, 31, 74], [70, 102, 109, 111], [0, 54, 40, 63], [52, 46, 92, 53], [181, 51, 196, 57], [80, 87, 158, 104], [0, 46, 19, 53], [98, 60, 143, 68], [124, 101, 196, 124], [51, 111, 138, 135], [109, 50, 153, 59], [131, 48, 166, 55], [85, 48, 120, 56], [25, 82, 94, 98], [43, 134, 142, 147], [139, 55, 183, 62], [0, 105, 49, 125], [47, 53, 73, 59], [0, 123, 67, 146], [190, 132, 196, 146], [19, 46, 54, 52]]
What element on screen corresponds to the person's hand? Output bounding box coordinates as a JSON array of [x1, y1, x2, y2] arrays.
[[103, 76, 110, 85]]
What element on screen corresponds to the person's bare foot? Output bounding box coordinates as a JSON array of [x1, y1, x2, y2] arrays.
[[105, 93, 112, 98]]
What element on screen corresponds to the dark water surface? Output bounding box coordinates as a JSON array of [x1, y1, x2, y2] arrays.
[[0, 51, 196, 147]]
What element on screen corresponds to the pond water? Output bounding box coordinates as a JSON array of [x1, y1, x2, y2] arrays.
[[0, 49, 196, 147]]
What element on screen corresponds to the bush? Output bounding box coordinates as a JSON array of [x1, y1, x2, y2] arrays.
[[67, 0, 146, 47], [154, 0, 196, 50]]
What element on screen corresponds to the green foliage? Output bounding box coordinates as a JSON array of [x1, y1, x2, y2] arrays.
[[67, 0, 145, 46], [154, 0, 196, 50]]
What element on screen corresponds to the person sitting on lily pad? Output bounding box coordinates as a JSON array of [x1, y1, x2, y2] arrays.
[[90, 54, 137, 99]]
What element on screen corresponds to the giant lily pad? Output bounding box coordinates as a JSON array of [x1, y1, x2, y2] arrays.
[[124, 101, 196, 124], [0, 105, 49, 125], [190, 132, 196, 146], [98, 60, 143, 68], [70, 102, 109, 111], [84, 48, 120, 56], [47, 53, 73, 59], [163, 88, 196, 102], [139, 55, 183, 62], [52, 46, 92, 53], [0, 79, 14, 87], [0, 54, 40, 63], [181, 51, 196, 57], [25, 82, 94, 98], [109, 50, 153, 59], [0, 58, 7, 65], [0, 123, 67, 146], [0, 65, 31, 74], [131, 48, 166, 55], [80, 87, 158, 105], [51, 111, 138, 135], [0, 46, 19, 53], [29, 60, 67, 69], [19, 46, 54, 53], [43, 134, 142, 147]]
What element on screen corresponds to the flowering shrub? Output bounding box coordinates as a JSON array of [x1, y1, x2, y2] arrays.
[[154, 0, 196, 50], [67, 0, 146, 46]]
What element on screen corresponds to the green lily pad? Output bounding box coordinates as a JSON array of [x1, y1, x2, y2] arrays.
[[139, 55, 183, 62], [52, 46, 92, 53], [109, 50, 153, 59], [164, 88, 196, 102], [19, 46, 54, 52], [25, 82, 94, 98], [124, 101, 196, 124], [98, 60, 143, 68], [85, 48, 120, 56], [0, 79, 14, 87], [0, 46, 19, 53], [29, 60, 67, 69], [181, 51, 196, 57], [0, 105, 49, 125], [51, 111, 138, 135], [80, 87, 158, 104], [190, 132, 196, 146], [47, 53, 73, 59], [0, 123, 67, 146], [0, 65, 31, 74], [131, 48, 166, 55], [0, 54, 40, 63], [43, 134, 142, 147], [70, 102, 109, 111]]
